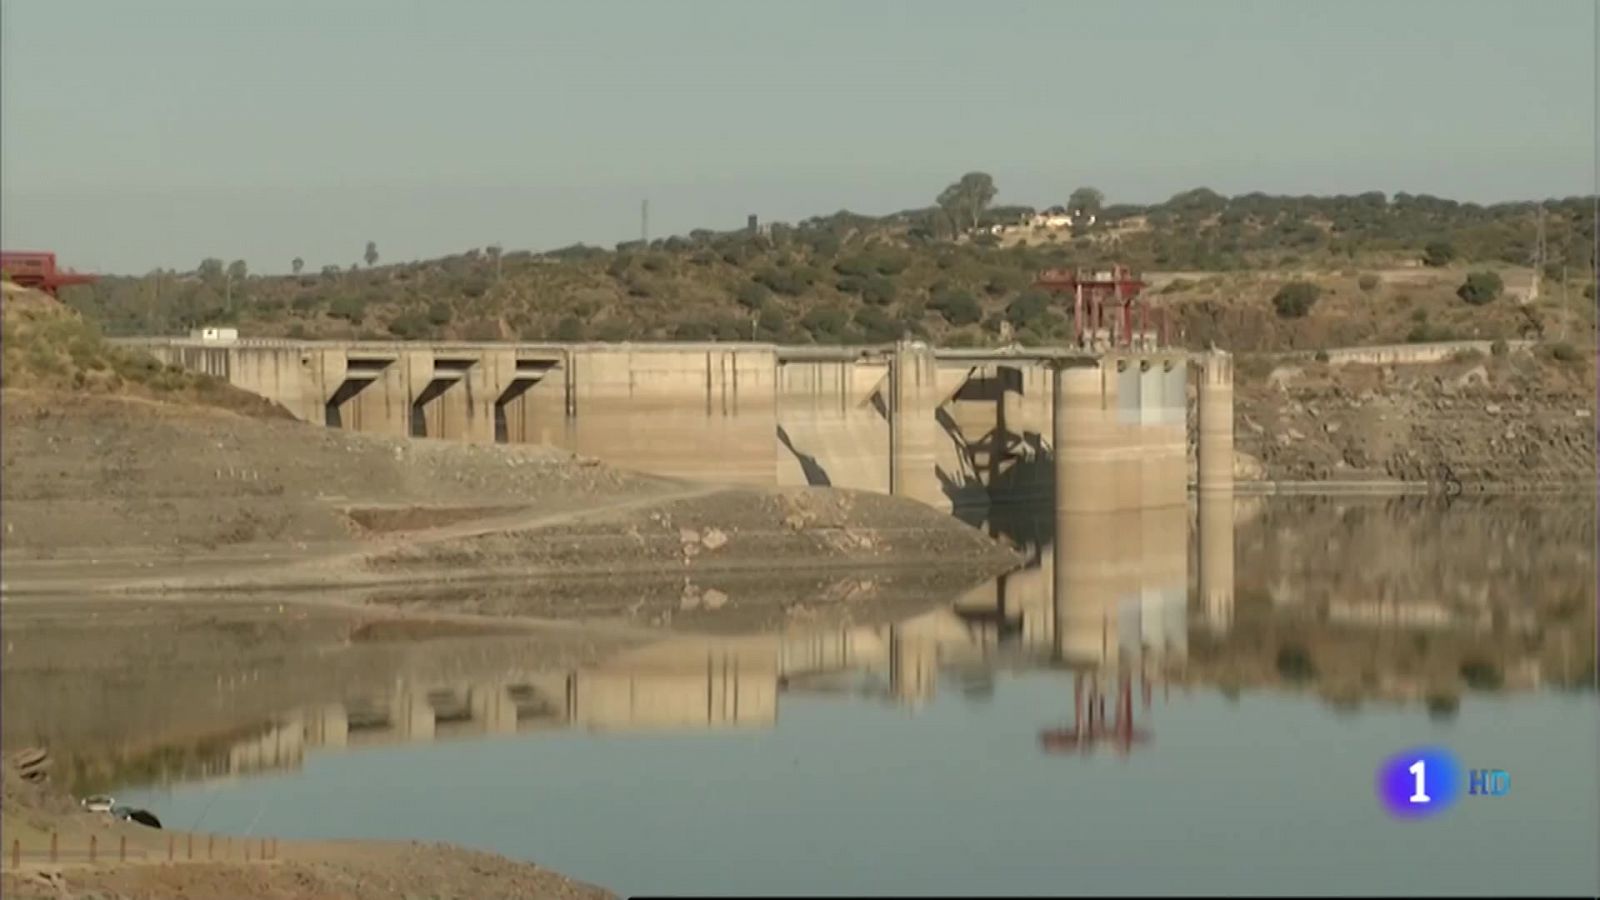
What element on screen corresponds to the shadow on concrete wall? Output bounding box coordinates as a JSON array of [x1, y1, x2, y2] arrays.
[[775, 425, 833, 487]]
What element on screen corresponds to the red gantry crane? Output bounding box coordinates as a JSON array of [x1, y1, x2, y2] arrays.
[[1034, 264, 1168, 351], [0, 251, 99, 297]]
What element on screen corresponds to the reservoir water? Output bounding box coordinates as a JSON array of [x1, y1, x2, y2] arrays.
[[52, 498, 1600, 895]]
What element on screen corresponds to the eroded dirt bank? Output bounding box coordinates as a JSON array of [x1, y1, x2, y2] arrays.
[[0, 390, 1021, 596]]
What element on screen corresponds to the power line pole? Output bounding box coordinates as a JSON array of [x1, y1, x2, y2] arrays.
[[1531, 205, 1546, 302]]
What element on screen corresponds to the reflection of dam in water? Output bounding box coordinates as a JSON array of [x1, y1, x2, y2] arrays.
[[202, 499, 1227, 782]]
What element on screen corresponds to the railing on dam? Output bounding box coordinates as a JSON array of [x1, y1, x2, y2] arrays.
[[111, 336, 1189, 365]]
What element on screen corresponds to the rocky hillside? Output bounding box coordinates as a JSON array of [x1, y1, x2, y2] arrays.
[[1235, 346, 1596, 486], [0, 283, 289, 419]]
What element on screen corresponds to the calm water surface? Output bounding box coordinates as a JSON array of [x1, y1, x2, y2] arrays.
[[104, 497, 1600, 896]]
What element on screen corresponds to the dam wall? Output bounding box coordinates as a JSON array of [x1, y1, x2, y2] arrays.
[[117, 338, 1229, 511]]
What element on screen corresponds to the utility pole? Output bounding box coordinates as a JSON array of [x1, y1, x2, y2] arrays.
[[1530, 205, 1546, 302]]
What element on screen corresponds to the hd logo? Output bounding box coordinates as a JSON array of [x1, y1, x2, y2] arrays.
[[1376, 747, 1509, 819]]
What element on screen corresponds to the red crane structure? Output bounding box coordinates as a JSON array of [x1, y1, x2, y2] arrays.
[[1038, 671, 1153, 758], [0, 251, 99, 297], [1033, 264, 1167, 351]]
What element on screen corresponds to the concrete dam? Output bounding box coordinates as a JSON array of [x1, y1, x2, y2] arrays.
[[116, 338, 1235, 512]]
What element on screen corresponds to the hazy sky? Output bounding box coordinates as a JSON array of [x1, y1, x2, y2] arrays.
[[2, 0, 1594, 274]]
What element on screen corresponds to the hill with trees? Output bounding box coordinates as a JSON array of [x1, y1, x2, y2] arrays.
[[53, 176, 1597, 354]]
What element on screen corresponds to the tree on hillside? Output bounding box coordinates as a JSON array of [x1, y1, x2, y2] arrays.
[[1272, 281, 1321, 318], [936, 172, 998, 235], [487, 244, 503, 282], [1422, 241, 1456, 267], [226, 260, 248, 282], [364, 241, 379, 268], [292, 257, 305, 275], [197, 258, 225, 284], [1165, 187, 1227, 217], [1068, 186, 1105, 217], [1457, 271, 1503, 305]]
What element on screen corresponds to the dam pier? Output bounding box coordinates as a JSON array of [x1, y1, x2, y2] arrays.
[[115, 338, 1234, 513]]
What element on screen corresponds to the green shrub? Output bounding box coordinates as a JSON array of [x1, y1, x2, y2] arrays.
[[984, 269, 1028, 297], [754, 267, 811, 296], [800, 306, 849, 340], [1314, 349, 1330, 363], [1357, 273, 1380, 293], [1490, 339, 1509, 357], [928, 288, 982, 326], [427, 302, 453, 326], [1005, 291, 1052, 328], [1550, 341, 1579, 362], [861, 276, 896, 306], [735, 282, 772, 311], [555, 316, 586, 341], [1422, 241, 1456, 267], [328, 295, 366, 324], [853, 306, 900, 343], [672, 318, 716, 341], [591, 319, 632, 342], [833, 255, 876, 278], [1457, 271, 1503, 305], [873, 251, 910, 276], [387, 313, 429, 339], [1271, 281, 1321, 319]]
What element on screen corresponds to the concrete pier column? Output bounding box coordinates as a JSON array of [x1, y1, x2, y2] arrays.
[[1112, 358, 1142, 511], [1140, 360, 1189, 510], [390, 689, 436, 742], [1052, 361, 1112, 514], [310, 704, 349, 749], [464, 349, 516, 444], [889, 341, 944, 508], [1197, 493, 1236, 634], [1196, 351, 1234, 494], [469, 682, 518, 735]]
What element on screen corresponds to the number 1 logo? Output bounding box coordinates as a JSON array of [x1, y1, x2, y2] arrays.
[[1408, 759, 1430, 803], [1378, 748, 1459, 818]]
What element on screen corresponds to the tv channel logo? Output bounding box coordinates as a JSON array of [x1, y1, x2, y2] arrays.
[[1376, 747, 1509, 819]]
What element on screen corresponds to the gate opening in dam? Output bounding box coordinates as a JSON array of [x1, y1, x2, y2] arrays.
[[116, 338, 1235, 513]]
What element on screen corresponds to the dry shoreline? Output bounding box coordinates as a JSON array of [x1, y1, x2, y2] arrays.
[[0, 383, 1025, 898]]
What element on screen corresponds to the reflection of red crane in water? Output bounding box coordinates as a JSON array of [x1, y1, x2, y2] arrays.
[[1039, 672, 1153, 758]]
